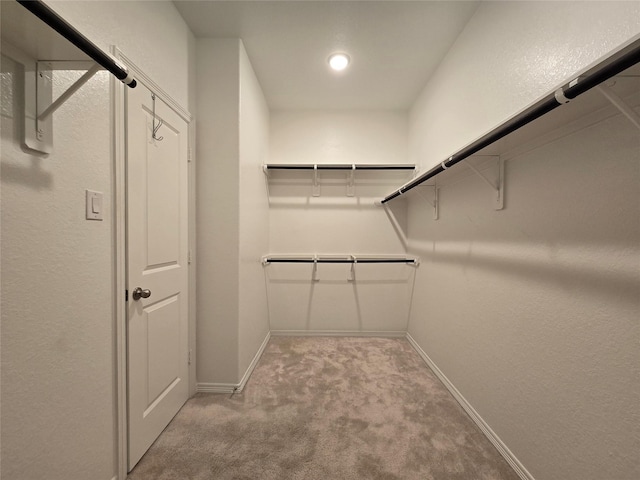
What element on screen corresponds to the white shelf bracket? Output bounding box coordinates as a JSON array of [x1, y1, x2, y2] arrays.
[[416, 184, 439, 220], [312, 256, 319, 282], [38, 62, 101, 122], [463, 156, 504, 210], [348, 255, 357, 282], [312, 164, 320, 197], [23, 60, 101, 154], [597, 84, 640, 131], [346, 164, 356, 197]]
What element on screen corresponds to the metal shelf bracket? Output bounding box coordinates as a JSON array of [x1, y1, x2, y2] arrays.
[[312, 164, 320, 197], [346, 164, 356, 197], [463, 156, 504, 210], [416, 184, 439, 220], [348, 255, 357, 282], [597, 84, 640, 130], [25, 60, 100, 154], [312, 255, 319, 282]]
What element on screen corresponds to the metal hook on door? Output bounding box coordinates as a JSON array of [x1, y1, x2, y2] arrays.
[[151, 93, 164, 141]]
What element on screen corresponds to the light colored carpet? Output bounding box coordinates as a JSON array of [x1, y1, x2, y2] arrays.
[[128, 336, 519, 480]]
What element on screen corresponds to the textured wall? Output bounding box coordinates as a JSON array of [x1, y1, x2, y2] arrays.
[[238, 43, 271, 378], [1, 1, 194, 478], [409, 0, 640, 172], [1, 59, 114, 480], [267, 111, 414, 332], [406, 2, 640, 479], [196, 39, 271, 385], [196, 39, 241, 385], [48, 0, 194, 109]]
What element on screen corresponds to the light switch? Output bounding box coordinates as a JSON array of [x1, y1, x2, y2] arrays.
[[86, 190, 103, 221]]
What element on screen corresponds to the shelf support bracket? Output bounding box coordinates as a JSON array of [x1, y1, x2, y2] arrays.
[[312, 256, 319, 282], [597, 84, 640, 131], [312, 164, 320, 197], [22, 59, 100, 154], [346, 164, 356, 197], [416, 184, 439, 220], [463, 156, 504, 210], [348, 255, 357, 282], [38, 62, 101, 122]]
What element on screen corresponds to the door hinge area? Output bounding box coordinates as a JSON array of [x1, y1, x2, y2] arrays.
[[125, 289, 128, 302], [188, 349, 192, 365]]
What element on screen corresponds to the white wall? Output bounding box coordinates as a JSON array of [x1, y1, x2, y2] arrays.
[[196, 39, 270, 386], [1, 1, 195, 478], [406, 2, 640, 479], [196, 38, 240, 385], [409, 0, 640, 172], [267, 111, 415, 333], [238, 43, 271, 378]]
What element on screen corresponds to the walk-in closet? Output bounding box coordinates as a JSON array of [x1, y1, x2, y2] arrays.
[[1, 1, 638, 480]]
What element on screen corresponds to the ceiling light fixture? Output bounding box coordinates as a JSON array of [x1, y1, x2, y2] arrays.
[[328, 53, 350, 71]]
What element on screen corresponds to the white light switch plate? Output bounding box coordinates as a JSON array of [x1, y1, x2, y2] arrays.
[[86, 190, 103, 220]]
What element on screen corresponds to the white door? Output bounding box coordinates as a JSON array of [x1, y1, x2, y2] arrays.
[[126, 83, 189, 470]]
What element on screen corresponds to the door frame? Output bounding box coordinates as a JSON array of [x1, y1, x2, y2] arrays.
[[111, 47, 195, 479]]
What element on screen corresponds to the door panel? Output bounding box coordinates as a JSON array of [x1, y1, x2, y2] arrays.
[[126, 84, 189, 470]]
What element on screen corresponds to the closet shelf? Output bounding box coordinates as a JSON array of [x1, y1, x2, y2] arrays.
[[13, 0, 136, 88], [262, 255, 420, 282], [264, 163, 415, 171], [264, 163, 416, 197], [2, 0, 138, 154], [262, 255, 419, 265], [380, 36, 640, 205]]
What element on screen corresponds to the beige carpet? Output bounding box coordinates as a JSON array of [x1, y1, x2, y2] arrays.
[[128, 336, 519, 480]]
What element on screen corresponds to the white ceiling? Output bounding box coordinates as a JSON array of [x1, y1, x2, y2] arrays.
[[174, 1, 479, 110]]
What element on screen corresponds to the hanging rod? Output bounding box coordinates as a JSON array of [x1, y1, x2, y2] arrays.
[[264, 164, 415, 171], [262, 255, 419, 265], [16, 0, 137, 88], [380, 37, 640, 204]]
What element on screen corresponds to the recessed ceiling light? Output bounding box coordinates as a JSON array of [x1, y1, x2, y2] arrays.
[[328, 53, 350, 71]]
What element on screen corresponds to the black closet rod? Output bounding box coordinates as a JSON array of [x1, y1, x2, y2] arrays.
[[264, 258, 418, 264], [381, 38, 640, 204], [17, 0, 137, 88], [265, 164, 415, 170]]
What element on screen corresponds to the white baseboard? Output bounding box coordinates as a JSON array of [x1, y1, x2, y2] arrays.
[[405, 333, 534, 480], [237, 331, 271, 392], [196, 331, 271, 394], [196, 382, 237, 394], [270, 329, 406, 338]]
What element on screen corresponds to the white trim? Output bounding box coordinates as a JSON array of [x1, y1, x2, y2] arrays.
[[110, 46, 128, 480], [113, 48, 191, 123], [237, 331, 271, 392], [405, 333, 534, 480], [196, 383, 238, 394], [196, 331, 272, 394], [111, 46, 194, 479], [271, 330, 406, 338]]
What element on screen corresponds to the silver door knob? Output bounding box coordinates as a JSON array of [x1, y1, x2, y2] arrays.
[[132, 287, 151, 301]]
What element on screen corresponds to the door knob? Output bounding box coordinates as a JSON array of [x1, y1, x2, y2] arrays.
[[132, 287, 151, 301]]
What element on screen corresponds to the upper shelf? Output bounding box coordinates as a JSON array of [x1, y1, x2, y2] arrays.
[[1, 0, 90, 62], [264, 163, 416, 198], [264, 164, 416, 171], [380, 36, 640, 204]]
